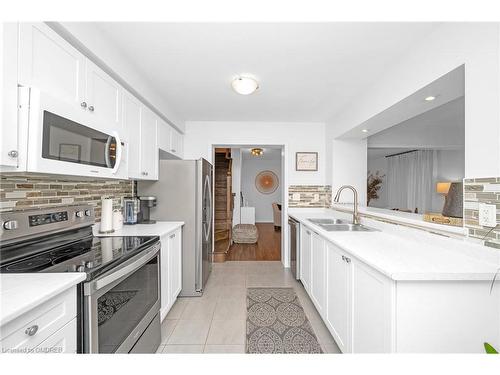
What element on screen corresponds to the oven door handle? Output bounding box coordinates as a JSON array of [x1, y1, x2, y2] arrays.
[[84, 242, 160, 295]]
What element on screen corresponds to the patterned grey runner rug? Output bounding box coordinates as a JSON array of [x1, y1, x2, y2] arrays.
[[246, 288, 323, 354]]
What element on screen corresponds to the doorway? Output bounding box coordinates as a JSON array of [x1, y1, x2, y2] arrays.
[[212, 145, 284, 262]]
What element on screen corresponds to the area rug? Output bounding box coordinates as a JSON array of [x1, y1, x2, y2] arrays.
[[246, 288, 323, 354], [97, 290, 137, 326]]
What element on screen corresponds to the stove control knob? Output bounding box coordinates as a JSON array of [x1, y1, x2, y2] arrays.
[[84, 209, 92, 217], [85, 261, 94, 268], [75, 211, 84, 218], [3, 220, 18, 230]]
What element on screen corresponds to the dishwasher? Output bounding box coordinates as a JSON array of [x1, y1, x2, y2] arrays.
[[288, 217, 300, 280]]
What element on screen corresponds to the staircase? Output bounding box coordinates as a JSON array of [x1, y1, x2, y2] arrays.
[[213, 149, 233, 262]]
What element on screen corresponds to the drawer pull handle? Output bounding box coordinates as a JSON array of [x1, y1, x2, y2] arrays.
[[25, 325, 39, 336]]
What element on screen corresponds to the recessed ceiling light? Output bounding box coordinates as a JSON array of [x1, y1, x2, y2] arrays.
[[231, 76, 259, 95], [362, 129, 369, 133], [424, 96, 436, 101]]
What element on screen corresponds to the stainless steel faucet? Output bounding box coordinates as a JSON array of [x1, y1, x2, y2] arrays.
[[333, 185, 360, 225]]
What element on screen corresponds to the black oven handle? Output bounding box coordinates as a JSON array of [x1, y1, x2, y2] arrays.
[[84, 241, 160, 295]]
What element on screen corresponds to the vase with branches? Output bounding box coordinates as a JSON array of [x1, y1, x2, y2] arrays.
[[367, 171, 385, 206]]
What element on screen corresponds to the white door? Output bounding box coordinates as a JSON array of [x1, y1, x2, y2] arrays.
[[325, 242, 352, 353], [18, 22, 85, 108], [311, 232, 326, 317], [351, 260, 393, 353], [0, 23, 19, 167], [168, 229, 183, 302], [85, 59, 122, 131], [139, 106, 158, 180], [300, 226, 312, 293], [123, 92, 141, 179]]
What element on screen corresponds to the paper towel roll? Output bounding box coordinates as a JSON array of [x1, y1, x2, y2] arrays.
[[100, 197, 114, 233], [113, 209, 123, 231]]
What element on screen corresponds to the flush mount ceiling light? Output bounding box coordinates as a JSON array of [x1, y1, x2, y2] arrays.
[[424, 95, 436, 101], [251, 148, 264, 156], [362, 129, 370, 133], [231, 76, 259, 95]]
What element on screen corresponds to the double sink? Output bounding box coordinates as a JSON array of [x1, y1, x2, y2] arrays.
[[308, 218, 377, 232]]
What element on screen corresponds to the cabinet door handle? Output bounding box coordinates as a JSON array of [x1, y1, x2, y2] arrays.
[[171, 149, 176, 153], [8, 150, 18, 158], [341, 255, 346, 261], [25, 325, 39, 336], [169, 233, 176, 239], [88, 105, 95, 112], [306, 230, 311, 235], [345, 257, 351, 263], [81, 101, 87, 109]]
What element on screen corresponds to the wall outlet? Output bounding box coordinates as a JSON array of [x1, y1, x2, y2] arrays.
[[313, 193, 320, 202], [292, 193, 301, 201], [478, 203, 497, 228]]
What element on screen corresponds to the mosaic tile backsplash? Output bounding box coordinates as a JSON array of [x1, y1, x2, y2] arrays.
[[288, 185, 332, 208], [0, 174, 134, 221], [464, 177, 500, 249]]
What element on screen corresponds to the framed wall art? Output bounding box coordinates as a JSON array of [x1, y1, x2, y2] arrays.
[[296, 152, 318, 171]]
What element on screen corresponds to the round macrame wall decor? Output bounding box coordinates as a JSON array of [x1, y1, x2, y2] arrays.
[[255, 170, 279, 194]]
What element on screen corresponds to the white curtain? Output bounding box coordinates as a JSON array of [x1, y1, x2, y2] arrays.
[[386, 150, 434, 213]]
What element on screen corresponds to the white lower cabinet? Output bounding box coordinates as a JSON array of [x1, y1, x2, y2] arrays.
[[159, 228, 183, 321], [0, 286, 77, 353], [325, 241, 352, 353], [297, 220, 500, 353], [310, 232, 326, 317]]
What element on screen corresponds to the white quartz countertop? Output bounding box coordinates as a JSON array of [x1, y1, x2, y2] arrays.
[[288, 208, 499, 281], [93, 221, 184, 237], [0, 273, 86, 326]]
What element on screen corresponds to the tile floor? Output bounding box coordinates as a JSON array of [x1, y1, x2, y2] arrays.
[[156, 261, 341, 354]]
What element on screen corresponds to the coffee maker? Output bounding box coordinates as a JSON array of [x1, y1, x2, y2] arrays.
[[137, 196, 157, 224]]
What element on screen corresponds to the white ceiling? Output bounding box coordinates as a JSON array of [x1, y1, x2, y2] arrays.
[[90, 22, 439, 122], [241, 147, 282, 161], [343, 65, 465, 139]]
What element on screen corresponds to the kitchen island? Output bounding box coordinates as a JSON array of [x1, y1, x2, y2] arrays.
[[288, 208, 500, 353]]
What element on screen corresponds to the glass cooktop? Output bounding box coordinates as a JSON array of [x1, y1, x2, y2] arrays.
[[0, 227, 159, 281]]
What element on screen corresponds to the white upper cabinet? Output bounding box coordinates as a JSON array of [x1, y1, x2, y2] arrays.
[[138, 106, 158, 180], [1, 23, 19, 168], [170, 128, 183, 158], [18, 22, 85, 108], [123, 91, 141, 179], [157, 118, 183, 159], [84, 60, 122, 131], [124, 92, 158, 180]]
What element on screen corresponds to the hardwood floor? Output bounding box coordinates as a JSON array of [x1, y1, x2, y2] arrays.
[[226, 223, 281, 261]]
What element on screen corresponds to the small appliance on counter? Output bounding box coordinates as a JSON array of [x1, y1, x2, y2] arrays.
[[123, 197, 139, 225], [137, 196, 157, 224]]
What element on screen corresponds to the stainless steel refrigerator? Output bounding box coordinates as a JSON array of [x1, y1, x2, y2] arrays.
[[137, 158, 213, 297]]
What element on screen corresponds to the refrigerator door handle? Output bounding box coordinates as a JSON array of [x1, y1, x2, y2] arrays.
[[203, 174, 212, 242]]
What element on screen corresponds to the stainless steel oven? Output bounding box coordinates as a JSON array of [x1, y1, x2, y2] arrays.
[[83, 241, 161, 353]]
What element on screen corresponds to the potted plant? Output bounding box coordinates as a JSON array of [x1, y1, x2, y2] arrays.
[[367, 171, 385, 206], [484, 267, 500, 354]]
